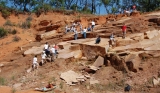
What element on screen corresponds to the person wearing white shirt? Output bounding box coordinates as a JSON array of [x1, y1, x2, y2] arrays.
[[44, 42, 49, 50], [65, 25, 70, 33], [33, 55, 38, 69], [83, 27, 87, 39], [50, 46, 56, 62], [44, 42, 49, 54], [74, 28, 78, 40], [41, 52, 47, 64], [91, 21, 95, 31]]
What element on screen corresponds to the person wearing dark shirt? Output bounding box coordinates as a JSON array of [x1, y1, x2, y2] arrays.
[[95, 36, 101, 44]]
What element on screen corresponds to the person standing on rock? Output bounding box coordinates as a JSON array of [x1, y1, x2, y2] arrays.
[[95, 35, 101, 44], [41, 51, 47, 64], [74, 28, 78, 40], [122, 23, 127, 39], [83, 27, 87, 39], [54, 44, 59, 54], [50, 45, 56, 62], [44, 42, 49, 54], [91, 20, 95, 31], [33, 55, 38, 69], [132, 4, 136, 11]]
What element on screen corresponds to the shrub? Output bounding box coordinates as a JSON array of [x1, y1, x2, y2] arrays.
[[12, 35, 21, 42], [20, 21, 31, 29], [26, 16, 32, 21], [11, 29, 17, 35], [1, 9, 11, 19], [0, 27, 7, 38], [4, 20, 12, 26], [0, 77, 6, 85], [6, 28, 17, 35]]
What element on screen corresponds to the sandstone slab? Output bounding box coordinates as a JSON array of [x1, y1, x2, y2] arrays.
[[24, 45, 44, 55], [58, 50, 82, 59], [58, 42, 71, 49], [93, 56, 104, 67], [125, 54, 141, 72], [60, 70, 85, 85], [153, 78, 160, 86]]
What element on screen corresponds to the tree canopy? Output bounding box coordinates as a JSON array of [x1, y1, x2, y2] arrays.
[[0, 0, 160, 14]]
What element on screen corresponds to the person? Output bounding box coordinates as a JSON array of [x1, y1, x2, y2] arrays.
[[80, 24, 83, 31], [124, 9, 130, 16], [33, 55, 38, 69], [74, 28, 78, 40], [109, 32, 115, 47], [70, 26, 74, 32], [122, 23, 127, 39], [50, 45, 56, 62], [91, 20, 95, 31], [41, 51, 47, 64], [95, 36, 101, 44], [46, 82, 54, 88], [124, 84, 131, 92], [110, 32, 115, 41], [132, 4, 136, 11], [87, 25, 91, 31], [65, 25, 70, 33], [54, 44, 59, 54], [83, 27, 87, 39], [44, 42, 49, 53]]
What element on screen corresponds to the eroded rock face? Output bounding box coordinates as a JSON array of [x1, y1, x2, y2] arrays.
[[106, 53, 127, 72], [80, 44, 106, 60], [130, 11, 140, 17], [125, 54, 141, 72], [39, 20, 50, 26], [35, 30, 57, 41]]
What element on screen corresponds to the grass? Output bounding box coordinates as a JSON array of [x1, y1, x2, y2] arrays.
[[59, 81, 63, 89], [0, 77, 6, 85]]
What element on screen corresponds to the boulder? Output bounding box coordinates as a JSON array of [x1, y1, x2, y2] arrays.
[[153, 77, 160, 86], [68, 38, 109, 60], [107, 53, 127, 71], [35, 30, 57, 41], [125, 54, 141, 72], [144, 30, 159, 39], [93, 56, 104, 67]]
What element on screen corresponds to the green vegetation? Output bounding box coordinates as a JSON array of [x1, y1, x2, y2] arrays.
[[0, 27, 8, 38], [4, 20, 13, 26], [19, 16, 32, 29], [0, 77, 6, 85], [1, 9, 11, 19], [11, 88, 16, 93], [59, 81, 64, 89], [12, 35, 21, 42], [0, 0, 159, 18]]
